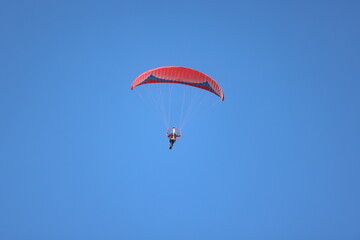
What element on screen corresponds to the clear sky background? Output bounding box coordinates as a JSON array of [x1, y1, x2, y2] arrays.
[[1, 1, 360, 239]]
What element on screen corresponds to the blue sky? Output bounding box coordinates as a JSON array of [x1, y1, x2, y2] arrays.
[[1, 0, 360, 239]]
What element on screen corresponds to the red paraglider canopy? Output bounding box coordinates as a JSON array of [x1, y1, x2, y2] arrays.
[[130, 66, 224, 101]]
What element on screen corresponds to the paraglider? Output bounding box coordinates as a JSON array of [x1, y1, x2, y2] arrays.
[[130, 66, 224, 149], [166, 127, 182, 150]]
